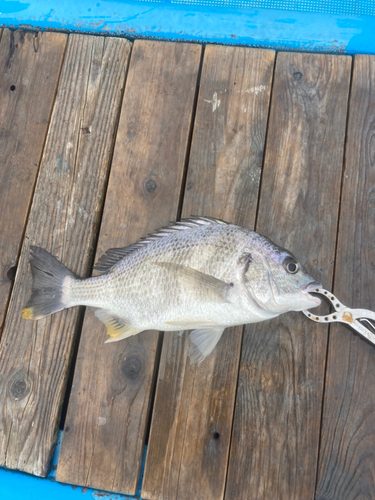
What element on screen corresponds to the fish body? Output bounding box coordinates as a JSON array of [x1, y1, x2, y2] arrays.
[[23, 217, 321, 363]]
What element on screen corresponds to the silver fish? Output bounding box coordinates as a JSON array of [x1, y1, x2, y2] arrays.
[[23, 217, 321, 363]]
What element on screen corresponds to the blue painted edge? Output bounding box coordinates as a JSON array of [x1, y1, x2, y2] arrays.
[[0, 0, 375, 54], [0, 431, 146, 500]]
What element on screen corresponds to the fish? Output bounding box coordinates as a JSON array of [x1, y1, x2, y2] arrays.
[[22, 217, 322, 364]]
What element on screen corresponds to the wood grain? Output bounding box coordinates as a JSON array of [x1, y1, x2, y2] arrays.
[[56, 40, 202, 495], [315, 55, 375, 500], [0, 29, 67, 330], [0, 34, 131, 476], [142, 45, 275, 500], [225, 52, 352, 500]]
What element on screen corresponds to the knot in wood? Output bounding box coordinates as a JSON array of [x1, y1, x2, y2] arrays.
[[293, 72, 303, 81], [143, 174, 160, 198], [8, 370, 32, 402], [122, 355, 142, 381], [10, 377, 28, 401], [6, 265, 17, 281], [145, 179, 157, 193]]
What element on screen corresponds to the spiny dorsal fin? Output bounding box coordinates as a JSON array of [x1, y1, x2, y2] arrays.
[[94, 216, 228, 274]]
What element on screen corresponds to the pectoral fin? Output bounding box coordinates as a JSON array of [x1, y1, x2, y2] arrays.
[[188, 326, 225, 365], [94, 309, 142, 343], [154, 262, 232, 303]]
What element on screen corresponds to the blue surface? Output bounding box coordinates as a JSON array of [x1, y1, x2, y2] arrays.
[[0, 0, 375, 54], [0, 431, 146, 500]]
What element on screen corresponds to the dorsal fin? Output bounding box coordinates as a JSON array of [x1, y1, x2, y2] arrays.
[[94, 216, 228, 274]]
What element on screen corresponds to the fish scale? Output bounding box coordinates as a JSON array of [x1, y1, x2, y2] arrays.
[[22, 217, 321, 364]]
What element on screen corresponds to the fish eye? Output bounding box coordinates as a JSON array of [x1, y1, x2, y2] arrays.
[[283, 256, 299, 274]]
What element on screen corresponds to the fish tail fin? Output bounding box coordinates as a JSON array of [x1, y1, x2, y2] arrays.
[[22, 246, 78, 320]]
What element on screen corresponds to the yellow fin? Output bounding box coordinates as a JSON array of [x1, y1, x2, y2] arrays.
[[94, 309, 142, 343], [22, 307, 46, 320], [104, 326, 142, 343], [22, 308, 34, 320]]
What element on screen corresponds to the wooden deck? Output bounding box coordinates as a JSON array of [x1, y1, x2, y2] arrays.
[[0, 28, 374, 500]]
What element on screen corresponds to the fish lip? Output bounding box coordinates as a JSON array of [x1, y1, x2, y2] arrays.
[[300, 281, 322, 305], [300, 281, 322, 292]]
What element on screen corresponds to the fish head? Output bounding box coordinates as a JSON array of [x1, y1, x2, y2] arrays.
[[243, 239, 321, 314]]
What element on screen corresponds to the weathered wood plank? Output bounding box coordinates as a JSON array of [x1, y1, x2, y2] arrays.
[[56, 40, 202, 495], [142, 45, 275, 500], [225, 52, 351, 500], [315, 55, 375, 500], [0, 34, 131, 476], [0, 29, 67, 330]]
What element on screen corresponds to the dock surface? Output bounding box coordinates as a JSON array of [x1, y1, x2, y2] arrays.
[[0, 28, 374, 500]]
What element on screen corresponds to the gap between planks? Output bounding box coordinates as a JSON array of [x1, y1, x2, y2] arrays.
[[142, 44, 275, 500], [315, 54, 375, 500], [225, 51, 352, 500], [56, 40, 202, 495]]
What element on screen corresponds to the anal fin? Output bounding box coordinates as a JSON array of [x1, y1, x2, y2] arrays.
[[94, 309, 142, 343]]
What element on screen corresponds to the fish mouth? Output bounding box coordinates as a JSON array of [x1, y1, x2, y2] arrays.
[[300, 281, 322, 305]]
